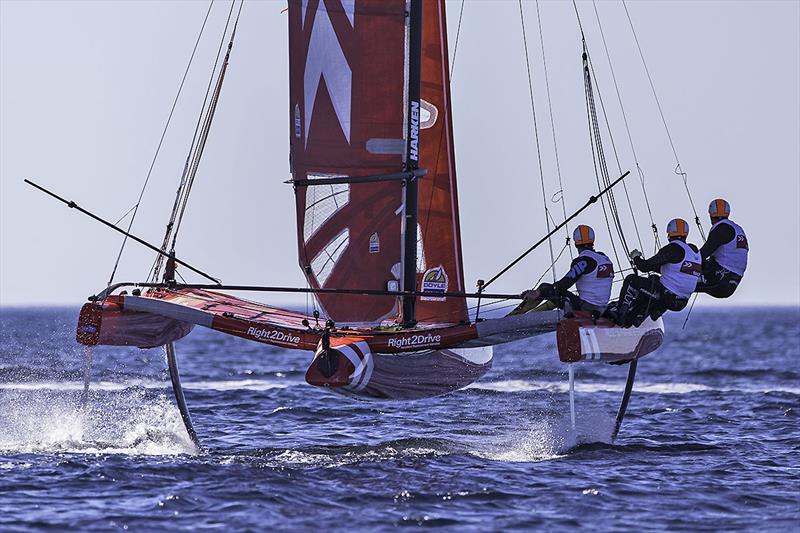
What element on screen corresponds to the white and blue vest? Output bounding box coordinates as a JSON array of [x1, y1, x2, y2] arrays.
[[575, 249, 614, 306], [711, 219, 748, 276], [660, 240, 701, 298]]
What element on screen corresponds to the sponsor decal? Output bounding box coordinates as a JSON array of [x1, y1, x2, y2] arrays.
[[597, 263, 613, 278], [680, 261, 701, 277], [419, 99, 438, 129], [421, 265, 448, 301], [369, 232, 380, 254], [409, 100, 420, 161], [387, 333, 442, 349], [247, 326, 301, 346], [736, 234, 749, 250], [294, 104, 301, 138]]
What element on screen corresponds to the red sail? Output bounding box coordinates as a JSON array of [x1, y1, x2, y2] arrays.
[[415, 0, 467, 324], [288, 0, 466, 325]]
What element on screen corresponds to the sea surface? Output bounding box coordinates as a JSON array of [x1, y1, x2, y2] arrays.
[[0, 306, 798, 531]]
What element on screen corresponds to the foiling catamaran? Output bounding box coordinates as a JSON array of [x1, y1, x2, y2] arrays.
[[28, 0, 704, 447]]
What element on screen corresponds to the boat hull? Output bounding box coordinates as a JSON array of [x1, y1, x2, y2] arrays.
[[556, 315, 664, 363], [305, 341, 493, 400]]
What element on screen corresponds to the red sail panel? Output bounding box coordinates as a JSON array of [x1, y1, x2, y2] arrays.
[[288, 0, 408, 324], [414, 0, 467, 324]]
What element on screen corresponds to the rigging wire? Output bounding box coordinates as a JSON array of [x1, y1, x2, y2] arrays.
[[468, 240, 570, 313], [113, 204, 138, 226], [150, 0, 243, 282], [518, 0, 557, 283], [621, 0, 705, 241], [575, 0, 643, 256], [572, 0, 636, 274], [586, 47, 645, 253], [170, 0, 244, 249], [592, 0, 661, 252], [582, 45, 627, 269], [449, 0, 466, 77], [106, 0, 215, 287], [534, 0, 572, 259]]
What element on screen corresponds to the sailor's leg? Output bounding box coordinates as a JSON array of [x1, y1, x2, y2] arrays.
[[696, 272, 741, 298], [614, 274, 643, 326], [561, 291, 581, 317]]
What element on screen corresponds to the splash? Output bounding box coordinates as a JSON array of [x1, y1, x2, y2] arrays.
[[468, 380, 800, 395], [0, 386, 197, 456], [474, 408, 616, 462]]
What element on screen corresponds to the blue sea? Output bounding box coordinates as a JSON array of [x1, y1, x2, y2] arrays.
[[1, 306, 798, 531]]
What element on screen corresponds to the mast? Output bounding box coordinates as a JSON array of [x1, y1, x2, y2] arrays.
[[401, 0, 422, 327]]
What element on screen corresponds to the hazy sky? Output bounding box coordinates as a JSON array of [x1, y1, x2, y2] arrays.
[[1, 0, 798, 307]]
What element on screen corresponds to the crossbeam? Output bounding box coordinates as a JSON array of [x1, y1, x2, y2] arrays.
[[290, 169, 426, 187]]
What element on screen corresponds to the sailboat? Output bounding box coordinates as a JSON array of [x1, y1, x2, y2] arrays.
[[30, 0, 669, 444]]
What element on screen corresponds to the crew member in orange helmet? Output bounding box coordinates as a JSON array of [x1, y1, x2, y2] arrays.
[[516, 225, 614, 317], [611, 218, 701, 328], [695, 198, 748, 298]]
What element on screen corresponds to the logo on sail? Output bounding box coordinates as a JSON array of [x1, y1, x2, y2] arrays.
[[409, 100, 420, 161], [421, 265, 448, 301], [369, 232, 380, 254]]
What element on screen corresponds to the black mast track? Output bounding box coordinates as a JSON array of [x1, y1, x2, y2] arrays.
[[401, 0, 423, 327]]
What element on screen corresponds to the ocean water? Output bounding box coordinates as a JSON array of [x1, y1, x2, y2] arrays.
[[0, 306, 798, 531]]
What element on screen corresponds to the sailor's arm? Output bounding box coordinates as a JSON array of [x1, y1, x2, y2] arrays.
[[633, 242, 684, 272], [699, 223, 735, 259], [544, 256, 597, 295]]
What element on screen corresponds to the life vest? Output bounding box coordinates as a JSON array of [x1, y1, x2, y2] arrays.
[[575, 249, 614, 306], [659, 240, 701, 299], [710, 218, 748, 276]]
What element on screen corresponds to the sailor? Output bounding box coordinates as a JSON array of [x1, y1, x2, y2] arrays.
[[612, 218, 701, 327], [516, 225, 614, 316], [695, 198, 748, 298]]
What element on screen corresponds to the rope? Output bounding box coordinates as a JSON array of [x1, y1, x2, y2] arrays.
[[518, 0, 557, 284], [621, 0, 705, 240], [106, 0, 215, 287], [534, 0, 572, 259], [681, 293, 699, 330]]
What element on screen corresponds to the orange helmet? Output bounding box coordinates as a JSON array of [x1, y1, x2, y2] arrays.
[[666, 218, 690, 238], [709, 198, 731, 218], [573, 224, 595, 246]]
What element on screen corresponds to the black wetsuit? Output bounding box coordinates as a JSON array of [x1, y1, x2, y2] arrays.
[[696, 223, 743, 298], [613, 240, 699, 327]]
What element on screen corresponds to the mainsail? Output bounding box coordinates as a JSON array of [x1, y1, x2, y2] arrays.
[[288, 0, 466, 325]]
